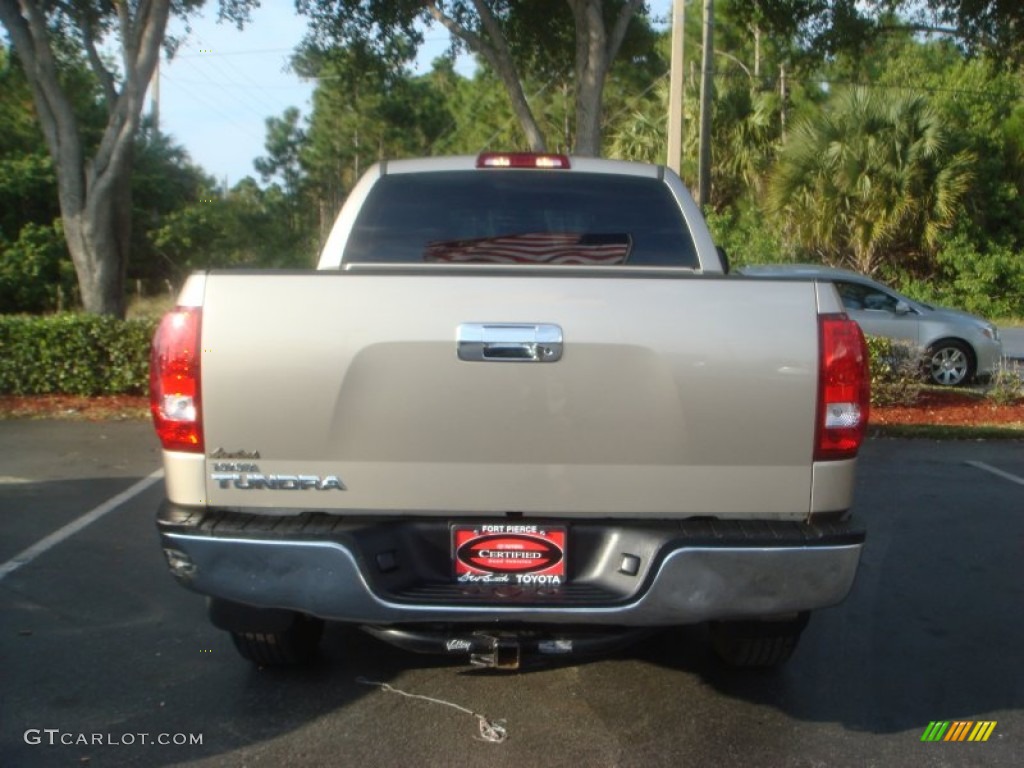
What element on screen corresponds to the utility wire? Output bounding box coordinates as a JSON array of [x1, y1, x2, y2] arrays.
[[161, 77, 309, 90], [174, 38, 292, 123], [174, 61, 275, 125], [193, 33, 297, 103], [159, 71, 267, 144], [691, 66, 1015, 99], [174, 47, 296, 58]]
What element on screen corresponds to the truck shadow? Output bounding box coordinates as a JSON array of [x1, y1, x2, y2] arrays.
[[631, 462, 1024, 737]]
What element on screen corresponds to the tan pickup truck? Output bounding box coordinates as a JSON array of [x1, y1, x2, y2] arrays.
[[150, 153, 870, 669]]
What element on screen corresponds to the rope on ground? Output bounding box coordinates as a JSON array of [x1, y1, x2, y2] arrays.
[[356, 677, 508, 743]]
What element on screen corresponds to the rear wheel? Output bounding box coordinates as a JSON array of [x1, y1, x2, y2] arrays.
[[709, 612, 810, 668], [229, 614, 324, 666], [926, 340, 974, 387]]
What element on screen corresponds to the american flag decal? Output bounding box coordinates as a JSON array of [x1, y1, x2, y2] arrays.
[[424, 232, 630, 265]]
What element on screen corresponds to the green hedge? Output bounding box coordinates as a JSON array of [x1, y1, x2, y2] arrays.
[[0, 314, 157, 395]]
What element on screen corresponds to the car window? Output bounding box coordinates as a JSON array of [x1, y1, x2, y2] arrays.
[[835, 281, 899, 312]]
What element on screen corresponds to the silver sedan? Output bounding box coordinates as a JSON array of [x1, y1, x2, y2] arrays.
[[740, 264, 1003, 386]]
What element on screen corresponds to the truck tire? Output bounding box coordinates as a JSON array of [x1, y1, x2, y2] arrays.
[[229, 614, 324, 666], [709, 612, 810, 668]]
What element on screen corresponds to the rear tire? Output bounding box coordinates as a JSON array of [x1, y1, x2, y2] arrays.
[[709, 612, 810, 668], [229, 614, 324, 666]]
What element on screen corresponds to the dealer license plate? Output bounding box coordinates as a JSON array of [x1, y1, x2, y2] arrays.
[[452, 523, 567, 586]]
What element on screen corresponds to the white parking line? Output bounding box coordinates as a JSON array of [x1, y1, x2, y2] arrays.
[[0, 469, 164, 582], [966, 461, 1024, 487]]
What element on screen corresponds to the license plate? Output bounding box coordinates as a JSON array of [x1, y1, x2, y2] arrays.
[[452, 524, 567, 586]]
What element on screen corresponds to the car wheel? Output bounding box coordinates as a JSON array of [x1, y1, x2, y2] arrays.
[[926, 340, 974, 387], [230, 614, 324, 666], [709, 612, 809, 668]]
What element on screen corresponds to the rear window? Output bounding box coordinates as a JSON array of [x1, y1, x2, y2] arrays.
[[342, 171, 698, 267]]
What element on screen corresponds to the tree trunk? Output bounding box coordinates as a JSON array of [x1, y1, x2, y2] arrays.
[[428, 1, 640, 157], [486, 50, 548, 151], [572, 0, 607, 156], [56, 146, 134, 316], [63, 198, 129, 317], [574, 56, 608, 156], [0, 0, 170, 318], [426, 0, 547, 152], [569, 0, 642, 157]]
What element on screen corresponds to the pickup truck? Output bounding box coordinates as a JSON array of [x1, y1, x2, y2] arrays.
[[150, 152, 870, 670]]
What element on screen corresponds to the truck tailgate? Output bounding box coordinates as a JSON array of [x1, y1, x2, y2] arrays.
[[197, 272, 819, 519]]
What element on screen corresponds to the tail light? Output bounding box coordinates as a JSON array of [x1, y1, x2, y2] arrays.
[[815, 314, 870, 461], [150, 307, 204, 453]]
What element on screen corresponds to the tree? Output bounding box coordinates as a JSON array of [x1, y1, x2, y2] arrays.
[[129, 116, 216, 287], [254, 107, 313, 237], [890, 0, 1024, 63], [0, 1, 253, 317], [294, 43, 451, 241], [151, 176, 317, 273], [739, 1, 1024, 65], [769, 87, 974, 275], [297, 0, 651, 156], [609, 15, 794, 209], [255, 108, 307, 200], [0, 220, 75, 312], [728, 1, 879, 61], [860, 36, 1024, 247]]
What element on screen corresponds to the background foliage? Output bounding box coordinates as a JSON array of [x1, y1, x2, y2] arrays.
[[1, 1, 1023, 318], [0, 315, 156, 395]]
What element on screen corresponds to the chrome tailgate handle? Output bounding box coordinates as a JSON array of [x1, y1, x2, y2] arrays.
[[457, 323, 563, 363]]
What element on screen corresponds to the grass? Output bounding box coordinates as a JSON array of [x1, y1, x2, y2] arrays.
[[0, 395, 149, 421], [126, 293, 175, 320], [870, 424, 1024, 440], [990, 316, 1024, 329]]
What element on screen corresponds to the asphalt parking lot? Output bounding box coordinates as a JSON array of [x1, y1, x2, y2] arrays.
[[0, 421, 1021, 767]]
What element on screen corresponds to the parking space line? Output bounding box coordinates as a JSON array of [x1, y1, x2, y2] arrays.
[[966, 461, 1024, 487], [0, 469, 164, 582]]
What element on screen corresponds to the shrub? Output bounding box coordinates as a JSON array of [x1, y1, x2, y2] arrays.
[[0, 221, 77, 313], [893, 234, 1024, 319], [705, 204, 788, 269], [0, 314, 157, 396], [986, 362, 1024, 406], [865, 335, 925, 407]]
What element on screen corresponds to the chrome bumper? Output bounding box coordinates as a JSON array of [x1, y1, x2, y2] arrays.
[[164, 535, 862, 625], [159, 507, 864, 626]]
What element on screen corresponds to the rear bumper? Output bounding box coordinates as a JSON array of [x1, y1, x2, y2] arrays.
[[157, 503, 864, 626]]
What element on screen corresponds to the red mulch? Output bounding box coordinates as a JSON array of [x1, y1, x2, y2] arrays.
[[870, 391, 1024, 427]]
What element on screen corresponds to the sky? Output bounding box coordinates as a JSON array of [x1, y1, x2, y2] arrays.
[[156, 2, 673, 187]]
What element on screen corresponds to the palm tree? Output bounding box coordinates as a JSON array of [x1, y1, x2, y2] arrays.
[[608, 78, 781, 209], [769, 87, 974, 275]]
